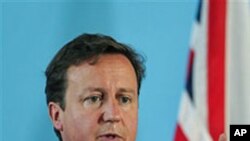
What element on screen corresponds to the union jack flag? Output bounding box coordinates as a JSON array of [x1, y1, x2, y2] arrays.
[[174, 0, 250, 140]]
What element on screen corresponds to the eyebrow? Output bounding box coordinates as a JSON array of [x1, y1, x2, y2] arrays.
[[83, 87, 136, 95], [83, 87, 106, 93], [117, 88, 136, 95], [78, 87, 105, 99]]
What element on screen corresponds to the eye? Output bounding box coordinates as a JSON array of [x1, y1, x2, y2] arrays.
[[83, 95, 103, 106], [119, 96, 132, 105]]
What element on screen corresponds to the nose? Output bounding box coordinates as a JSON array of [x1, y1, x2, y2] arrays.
[[101, 97, 121, 123]]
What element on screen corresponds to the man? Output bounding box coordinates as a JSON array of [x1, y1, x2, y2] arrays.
[[45, 33, 145, 141], [45, 33, 227, 141]]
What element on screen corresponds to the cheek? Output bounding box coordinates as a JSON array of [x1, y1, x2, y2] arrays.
[[124, 108, 138, 137], [63, 107, 100, 139]]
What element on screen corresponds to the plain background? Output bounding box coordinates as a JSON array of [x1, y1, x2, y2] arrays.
[[1, 0, 198, 141]]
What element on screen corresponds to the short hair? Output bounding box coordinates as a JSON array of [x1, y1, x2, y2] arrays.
[[45, 33, 145, 140]]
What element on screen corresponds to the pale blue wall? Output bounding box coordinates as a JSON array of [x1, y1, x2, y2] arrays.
[[1, 3, 3, 141], [2, 1, 198, 141]]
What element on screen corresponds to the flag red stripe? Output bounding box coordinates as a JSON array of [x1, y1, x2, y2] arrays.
[[208, 0, 226, 140], [174, 124, 188, 141]]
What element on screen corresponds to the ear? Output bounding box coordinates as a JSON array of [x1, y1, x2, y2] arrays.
[[48, 102, 64, 131]]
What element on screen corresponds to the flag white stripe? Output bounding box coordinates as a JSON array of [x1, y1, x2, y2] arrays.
[[226, 0, 250, 128], [193, 0, 209, 132]]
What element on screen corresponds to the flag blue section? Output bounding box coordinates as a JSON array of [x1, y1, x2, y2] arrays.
[[186, 53, 194, 102], [196, 0, 202, 23]]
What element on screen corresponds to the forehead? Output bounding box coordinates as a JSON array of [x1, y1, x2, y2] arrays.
[[66, 54, 137, 85]]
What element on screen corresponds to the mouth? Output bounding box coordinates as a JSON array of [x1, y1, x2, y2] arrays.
[[97, 133, 123, 141]]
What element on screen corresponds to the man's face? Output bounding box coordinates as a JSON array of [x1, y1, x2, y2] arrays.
[[56, 54, 138, 141]]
